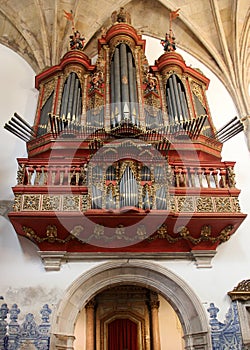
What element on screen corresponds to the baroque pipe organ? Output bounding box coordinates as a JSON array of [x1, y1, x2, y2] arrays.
[[7, 8, 246, 268]]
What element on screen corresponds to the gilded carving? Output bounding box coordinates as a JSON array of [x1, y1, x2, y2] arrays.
[[141, 53, 149, 75], [70, 225, 84, 237], [136, 225, 147, 240], [177, 196, 194, 212], [111, 7, 131, 24], [227, 166, 236, 188], [42, 79, 55, 107], [196, 197, 214, 212], [89, 70, 104, 93], [144, 94, 161, 111], [228, 280, 250, 301], [191, 81, 205, 107], [17, 164, 25, 185], [177, 226, 190, 238], [119, 160, 138, 181], [214, 197, 232, 212], [109, 39, 135, 59], [22, 225, 81, 244], [148, 223, 234, 245], [82, 194, 89, 211], [42, 195, 60, 211], [62, 195, 80, 211], [115, 224, 126, 239], [232, 197, 241, 213], [217, 225, 234, 242], [13, 194, 22, 212], [231, 280, 250, 292], [23, 226, 42, 242], [45, 225, 57, 242], [93, 224, 105, 238], [144, 72, 159, 94], [87, 92, 104, 111], [168, 196, 176, 211], [23, 195, 40, 211], [200, 225, 212, 238], [147, 224, 178, 242]]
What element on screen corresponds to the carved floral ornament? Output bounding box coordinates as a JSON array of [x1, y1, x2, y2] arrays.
[[191, 81, 205, 107], [109, 38, 136, 59], [22, 223, 234, 245], [42, 79, 56, 107], [13, 193, 242, 213], [228, 280, 250, 301], [163, 69, 182, 82]]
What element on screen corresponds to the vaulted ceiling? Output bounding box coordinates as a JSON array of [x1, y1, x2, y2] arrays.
[[0, 0, 249, 115]]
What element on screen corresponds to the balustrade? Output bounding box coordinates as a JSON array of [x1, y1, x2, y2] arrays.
[[172, 165, 236, 189], [16, 162, 236, 190], [17, 163, 88, 187]]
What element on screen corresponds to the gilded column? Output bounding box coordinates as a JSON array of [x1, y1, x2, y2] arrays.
[[85, 299, 96, 350], [149, 292, 161, 350]]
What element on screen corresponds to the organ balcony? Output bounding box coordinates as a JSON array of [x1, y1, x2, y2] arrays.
[[9, 132, 246, 261]]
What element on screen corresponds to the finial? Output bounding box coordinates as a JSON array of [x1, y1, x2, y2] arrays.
[[160, 8, 180, 52], [111, 7, 131, 24], [64, 10, 85, 51]]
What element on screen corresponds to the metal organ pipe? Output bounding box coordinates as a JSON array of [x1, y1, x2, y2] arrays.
[[182, 91, 189, 121], [172, 74, 183, 122], [61, 74, 72, 118], [120, 44, 130, 120], [119, 166, 138, 207], [76, 87, 82, 123], [132, 65, 138, 125], [111, 44, 138, 126], [177, 83, 187, 121], [127, 51, 135, 123], [166, 90, 174, 123], [114, 47, 121, 123], [168, 78, 178, 123], [167, 75, 189, 124], [67, 73, 76, 120], [110, 61, 115, 127], [72, 81, 78, 120]]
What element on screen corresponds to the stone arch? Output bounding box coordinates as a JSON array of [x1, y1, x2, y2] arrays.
[[50, 260, 211, 349]]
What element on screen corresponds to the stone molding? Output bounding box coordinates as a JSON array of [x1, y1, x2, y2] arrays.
[[38, 250, 217, 271], [49, 260, 212, 349]]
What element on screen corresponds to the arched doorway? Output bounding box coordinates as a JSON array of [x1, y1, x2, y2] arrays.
[[50, 260, 211, 349]]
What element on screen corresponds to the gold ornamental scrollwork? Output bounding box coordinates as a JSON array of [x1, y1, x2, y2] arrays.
[[42, 195, 60, 211], [191, 81, 206, 107], [148, 224, 234, 245], [214, 197, 232, 212], [196, 197, 214, 212], [42, 79, 55, 107], [17, 164, 25, 185], [23, 195, 40, 211], [109, 38, 135, 59], [22, 225, 85, 244], [13, 194, 22, 212], [228, 280, 250, 301]]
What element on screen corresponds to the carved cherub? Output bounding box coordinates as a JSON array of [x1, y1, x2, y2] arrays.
[[70, 30, 85, 50]]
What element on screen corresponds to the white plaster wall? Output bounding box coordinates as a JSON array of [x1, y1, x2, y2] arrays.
[[0, 37, 249, 329]]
